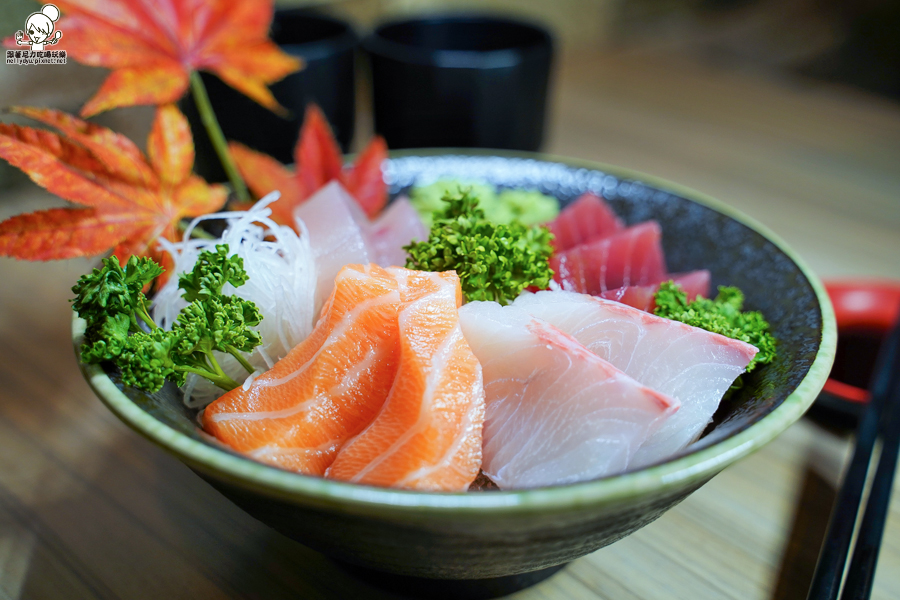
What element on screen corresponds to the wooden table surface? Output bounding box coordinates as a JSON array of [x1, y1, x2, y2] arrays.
[[2, 48, 900, 599]]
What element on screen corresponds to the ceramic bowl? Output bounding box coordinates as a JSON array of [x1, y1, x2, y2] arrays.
[[75, 151, 836, 581]]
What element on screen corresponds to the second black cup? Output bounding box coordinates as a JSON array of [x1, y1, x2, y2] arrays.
[[363, 15, 554, 151], [185, 10, 358, 182]]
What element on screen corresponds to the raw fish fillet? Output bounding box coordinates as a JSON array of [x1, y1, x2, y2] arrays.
[[202, 264, 403, 475], [551, 221, 666, 295], [295, 183, 427, 310], [548, 192, 623, 251], [599, 270, 711, 312], [295, 181, 373, 312], [513, 290, 758, 467], [367, 196, 428, 268], [458, 302, 679, 489], [327, 270, 484, 491]]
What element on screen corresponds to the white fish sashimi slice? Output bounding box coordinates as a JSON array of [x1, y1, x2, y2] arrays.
[[294, 181, 373, 312], [458, 302, 679, 489], [366, 195, 428, 268], [512, 290, 758, 468], [295, 183, 428, 311]]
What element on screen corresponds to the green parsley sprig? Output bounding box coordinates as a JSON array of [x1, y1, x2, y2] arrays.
[[73, 245, 262, 393], [653, 281, 777, 372], [404, 189, 554, 305]]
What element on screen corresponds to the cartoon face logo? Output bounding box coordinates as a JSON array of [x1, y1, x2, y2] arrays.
[[15, 4, 63, 52]]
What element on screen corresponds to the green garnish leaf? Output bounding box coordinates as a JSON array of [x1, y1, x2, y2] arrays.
[[73, 244, 262, 394], [80, 312, 132, 364], [404, 189, 554, 305], [72, 255, 162, 320], [654, 281, 777, 372], [178, 244, 249, 302], [118, 328, 186, 391], [174, 296, 262, 357]]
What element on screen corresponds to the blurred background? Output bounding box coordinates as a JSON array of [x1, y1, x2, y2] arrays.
[[3, 0, 898, 275]]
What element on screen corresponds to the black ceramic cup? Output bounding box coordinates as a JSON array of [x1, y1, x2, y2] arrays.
[[185, 10, 358, 182], [363, 15, 554, 151]]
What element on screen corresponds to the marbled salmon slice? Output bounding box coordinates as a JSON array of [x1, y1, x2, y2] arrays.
[[202, 264, 403, 475], [327, 270, 484, 491]]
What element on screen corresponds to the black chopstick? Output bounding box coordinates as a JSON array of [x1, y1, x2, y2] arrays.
[[807, 322, 900, 600], [839, 344, 900, 600]]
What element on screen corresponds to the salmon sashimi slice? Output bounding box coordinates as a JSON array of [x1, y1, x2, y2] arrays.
[[598, 270, 711, 312], [388, 266, 463, 306], [202, 264, 403, 475], [327, 271, 484, 491], [512, 289, 758, 468], [458, 301, 679, 489], [551, 221, 667, 295], [548, 192, 623, 251]]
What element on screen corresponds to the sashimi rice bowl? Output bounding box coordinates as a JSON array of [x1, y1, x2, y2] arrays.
[[76, 152, 835, 579]]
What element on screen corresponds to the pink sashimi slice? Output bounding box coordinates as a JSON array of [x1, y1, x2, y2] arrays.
[[366, 195, 428, 268], [513, 289, 758, 468], [458, 301, 679, 489], [551, 221, 667, 295], [548, 192, 624, 251], [599, 270, 711, 312]]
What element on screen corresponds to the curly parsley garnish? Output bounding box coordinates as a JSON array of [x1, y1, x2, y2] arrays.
[[654, 281, 777, 372], [73, 245, 261, 393], [404, 189, 554, 305]]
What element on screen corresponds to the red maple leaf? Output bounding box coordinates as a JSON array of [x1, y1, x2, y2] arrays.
[[0, 105, 227, 281], [229, 104, 389, 226], [2, 0, 302, 117]]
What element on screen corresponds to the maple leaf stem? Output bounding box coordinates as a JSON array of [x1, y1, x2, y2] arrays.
[[189, 72, 251, 203], [176, 220, 216, 239]]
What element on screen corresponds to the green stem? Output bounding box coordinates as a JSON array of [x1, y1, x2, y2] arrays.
[[203, 349, 232, 383], [175, 365, 239, 391], [189, 71, 250, 203], [176, 220, 216, 239], [135, 300, 158, 331], [225, 344, 256, 375]]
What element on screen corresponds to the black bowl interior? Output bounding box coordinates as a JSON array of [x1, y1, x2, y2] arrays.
[[116, 154, 823, 479]]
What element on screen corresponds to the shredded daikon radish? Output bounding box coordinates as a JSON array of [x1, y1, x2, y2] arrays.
[[152, 192, 317, 408]]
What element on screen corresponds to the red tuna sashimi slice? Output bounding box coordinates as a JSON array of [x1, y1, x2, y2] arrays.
[[548, 192, 624, 251], [599, 270, 711, 312], [551, 221, 667, 295], [294, 181, 374, 312], [327, 271, 484, 491], [513, 290, 758, 468], [366, 196, 428, 268], [458, 301, 678, 489]]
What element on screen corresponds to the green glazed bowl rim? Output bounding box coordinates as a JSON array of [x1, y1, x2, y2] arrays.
[[75, 150, 837, 518]]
